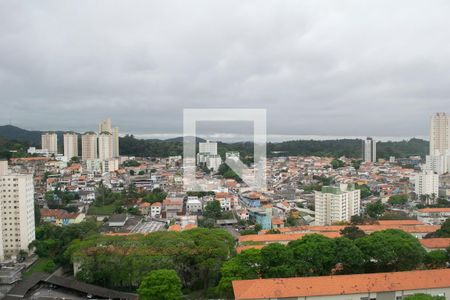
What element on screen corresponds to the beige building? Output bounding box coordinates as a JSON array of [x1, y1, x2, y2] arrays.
[[430, 112, 450, 156], [314, 184, 360, 226], [63, 133, 78, 159], [0, 161, 35, 261], [41, 132, 58, 154], [99, 118, 119, 157], [98, 132, 114, 160], [81, 132, 98, 161]]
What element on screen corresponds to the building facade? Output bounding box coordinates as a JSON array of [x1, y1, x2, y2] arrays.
[[314, 184, 360, 226], [98, 132, 114, 160], [430, 112, 450, 156], [415, 170, 439, 200], [0, 162, 35, 261], [363, 137, 377, 163], [63, 133, 78, 159], [41, 132, 58, 154], [81, 132, 98, 161]]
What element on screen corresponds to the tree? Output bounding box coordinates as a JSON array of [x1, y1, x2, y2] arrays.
[[356, 184, 372, 199], [260, 244, 295, 278], [43, 260, 57, 273], [355, 229, 426, 272], [203, 201, 222, 220], [340, 226, 366, 240], [289, 234, 338, 276], [138, 269, 182, 300], [424, 250, 448, 269], [218, 249, 261, 297], [431, 218, 450, 238], [331, 159, 345, 169], [350, 215, 365, 225], [366, 200, 385, 219], [388, 194, 408, 205]]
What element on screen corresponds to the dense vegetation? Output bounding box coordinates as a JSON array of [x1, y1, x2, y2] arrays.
[[218, 230, 438, 297], [119, 135, 428, 159], [66, 228, 235, 294], [30, 222, 98, 268]]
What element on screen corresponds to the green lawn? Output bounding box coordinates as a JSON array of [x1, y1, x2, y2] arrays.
[[87, 203, 117, 215], [24, 258, 54, 277]]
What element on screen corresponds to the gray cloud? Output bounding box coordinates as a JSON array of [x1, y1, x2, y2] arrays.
[[1, 0, 449, 139]]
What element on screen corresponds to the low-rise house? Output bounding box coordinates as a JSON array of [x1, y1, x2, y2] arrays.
[[151, 202, 162, 218], [420, 238, 450, 251], [232, 269, 450, 300], [40, 209, 85, 226], [417, 208, 450, 225], [139, 202, 151, 215], [163, 198, 183, 219], [186, 197, 203, 214], [108, 214, 129, 227]]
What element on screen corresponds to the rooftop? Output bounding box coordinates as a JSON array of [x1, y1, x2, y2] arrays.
[[233, 269, 450, 300]]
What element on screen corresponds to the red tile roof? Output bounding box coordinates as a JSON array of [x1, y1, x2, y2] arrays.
[[420, 238, 450, 249], [232, 269, 450, 299], [238, 232, 340, 244]]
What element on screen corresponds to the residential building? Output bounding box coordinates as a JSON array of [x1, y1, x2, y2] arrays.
[[150, 202, 162, 218], [425, 154, 449, 175], [81, 132, 98, 161], [40, 209, 85, 226], [207, 155, 222, 171], [0, 161, 35, 261], [417, 208, 450, 225], [314, 184, 360, 226], [163, 198, 183, 219], [98, 132, 114, 160], [41, 132, 58, 154], [249, 207, 272, 230], [363, 137, 377, 163], [99, 118, 119, 157], [415, 170, 439, 201], [232, 269, 450, 300], [63, 132, 78, 159], [186, 197, 203, 213], [199, 140, 218, 155], [430, 112, 450, 156]]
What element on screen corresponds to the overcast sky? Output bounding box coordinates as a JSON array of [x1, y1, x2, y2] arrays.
[[1, 0, 449, 140]]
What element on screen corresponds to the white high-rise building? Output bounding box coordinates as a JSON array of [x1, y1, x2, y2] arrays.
[[99, 118, 119, 157], [430, 112, 450, 156], [314, 184, 361, 226], [199, 140, 218, 155], [425, 155, 449, 175], [415, 170, 439, 201], [63, 133, 78, 159], [0, 161, 35, 261], [41, 132, 58, 154], [81, 132, 98, 161], [363, 137, 377, 163], [98, 132, 114, 160]]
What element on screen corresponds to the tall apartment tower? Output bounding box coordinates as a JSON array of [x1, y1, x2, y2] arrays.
[[363, 137, 377, 163], [81, 132, 98, 161], [0, 161, 35, 261], [99, 118, 119, 157], [430, 112, 450, 156], [41, 132, 58, 154], [415, 170, 439, 198], [314, 184, 361, 226], [63, 133, 78, 159], [98, 132, 114, 160], [199, 140, 218, 155]]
